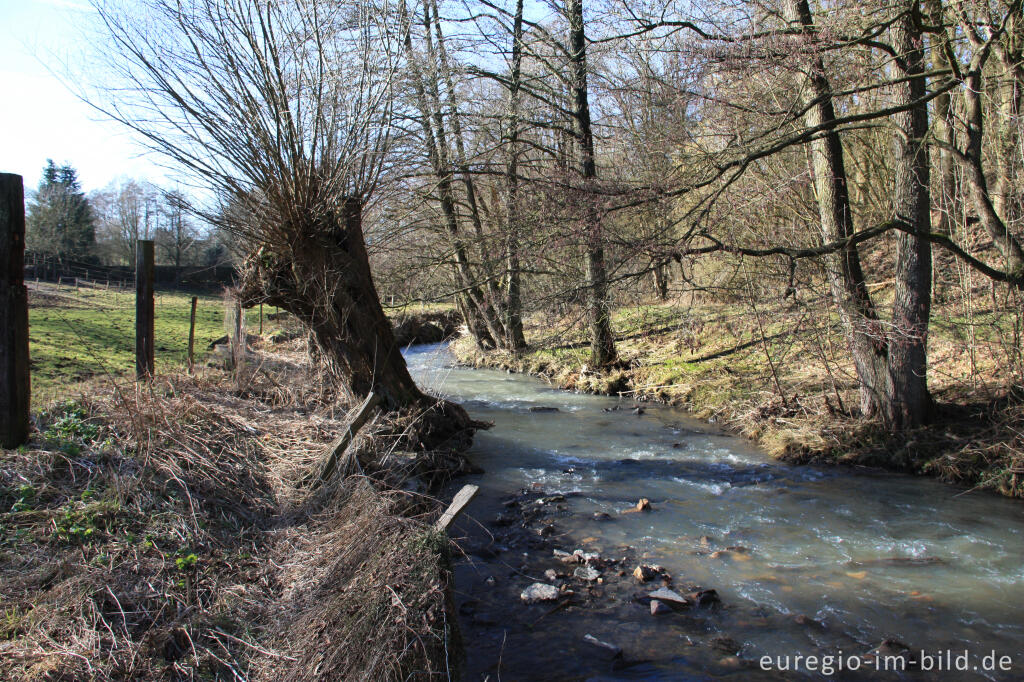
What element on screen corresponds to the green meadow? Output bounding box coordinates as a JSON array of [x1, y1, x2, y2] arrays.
[[28, 283, 281, 402]]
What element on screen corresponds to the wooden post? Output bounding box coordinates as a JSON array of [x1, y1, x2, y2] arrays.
[[0, 173, 30, 448], [187, 296, 197, 373], [135, 240, 155, 380], [259, 302, 263, 335], [313, 392, 382, 485], [231, 296, 244, 368], [434, 485, 480, 531]]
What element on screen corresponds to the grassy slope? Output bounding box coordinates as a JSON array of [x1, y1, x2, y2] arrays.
[[454, 297, 1024, 497], [4, 288, 463, 680]]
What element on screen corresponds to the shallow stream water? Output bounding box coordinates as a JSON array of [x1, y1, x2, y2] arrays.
[[405, 343, 1024, 681]]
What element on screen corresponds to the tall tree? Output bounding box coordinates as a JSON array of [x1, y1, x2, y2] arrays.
[[887, 0, 933, 426], [91, 0, 474, 439], [26, 160, 96, 264], [502, 0, 528, 350], [567, 0, 617, 368]]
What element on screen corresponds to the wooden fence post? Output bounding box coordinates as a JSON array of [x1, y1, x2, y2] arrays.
[[136, 240, 155, 380], [0, 173, 30, 448], [187, 296, 197, 373], [232, 292, 243, 366]]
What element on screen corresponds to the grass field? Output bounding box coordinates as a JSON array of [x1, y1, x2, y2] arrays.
[[28, 282, 287, 402]]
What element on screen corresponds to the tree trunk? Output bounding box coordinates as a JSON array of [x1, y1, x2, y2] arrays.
[[240, 198, 474, 445], [993, 15, 1023, 233], [653, 262, 668, 301], [427, 0, 510, 336], [567, 0, 617, 368], [785, 0, 890, 418], [502, 0, 528, 351], [960, 69, 1024, 275], [887, 0, 933, 427], [399, 0, 506, 349], [925, 0, 958, 238]]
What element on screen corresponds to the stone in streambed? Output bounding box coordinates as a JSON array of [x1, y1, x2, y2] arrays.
[[621, 498, 652, 514], [633, 564, 655, 582], [574, 565, 601, 582], [492, 513, 515, 527], [633, 563, 668, 583], [863, 639, 919, 669], [650, 599, 671, 615], [794, 614, 825, 630], [648, 587, 689, 607], [709, 636, 741, 656], [520, 583, 560, 604], [583, 633, 622, 659], [688, 589, 720, 607]]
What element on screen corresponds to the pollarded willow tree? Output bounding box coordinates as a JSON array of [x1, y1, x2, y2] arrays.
[[88, 0, 474, 440]]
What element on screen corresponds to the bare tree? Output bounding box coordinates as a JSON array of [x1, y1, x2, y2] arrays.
[[88, 0, 474, 437]]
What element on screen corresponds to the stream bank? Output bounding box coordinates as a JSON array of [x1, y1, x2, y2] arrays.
[[450, 331, 1024, 499], [409, 343, 1024, 680]]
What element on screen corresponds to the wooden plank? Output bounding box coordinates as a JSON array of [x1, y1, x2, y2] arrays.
[[315, 391, 381, 484], [434, 484, 479, 531], [135, 240, 155, 380], [0, 173, 30, 448], [187, 296, 198, 373]]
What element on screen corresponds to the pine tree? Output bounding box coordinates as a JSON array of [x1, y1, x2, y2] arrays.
[[26, 160, 96, 264]]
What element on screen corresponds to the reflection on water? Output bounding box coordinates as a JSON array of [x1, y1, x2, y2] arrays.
[[405, 344, 1024, 680]]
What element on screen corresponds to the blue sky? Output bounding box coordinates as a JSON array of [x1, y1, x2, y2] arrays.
[[0, 0, 165, 193]]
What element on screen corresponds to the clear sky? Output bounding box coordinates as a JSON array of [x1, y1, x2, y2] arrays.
[[0, 0, 166, 193]]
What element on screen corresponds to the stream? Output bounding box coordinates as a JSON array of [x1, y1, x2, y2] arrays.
[[405, 343, 1024, 680]]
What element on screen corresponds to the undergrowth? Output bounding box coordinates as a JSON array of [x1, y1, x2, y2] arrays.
[[2, 334, 468, 681]]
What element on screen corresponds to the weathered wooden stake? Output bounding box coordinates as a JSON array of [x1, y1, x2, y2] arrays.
[[314, 392, 381, 485], [1, 174, 30, 448], [187, 296, 198, 373], [435, 484, 480, 531], [258, 303, 263, 335], [232, 296, 244, 369], [135, 240, 155, 380]]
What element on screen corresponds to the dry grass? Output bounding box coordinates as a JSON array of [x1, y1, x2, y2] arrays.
[[1, 336, 466, 681]]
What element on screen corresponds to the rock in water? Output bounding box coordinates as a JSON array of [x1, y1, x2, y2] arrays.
[[621, 498, 652, 514], [864, 639, 919, 669], [650, 599, 671, 615], [520, 583, 560, 604], [583, 634, 622, 659], [574, 566, 601, 582], [633, 563, 666, 583], [688, 589, 720, 607], [633, 564, 655, 582], [648, 587, 689, 606]]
